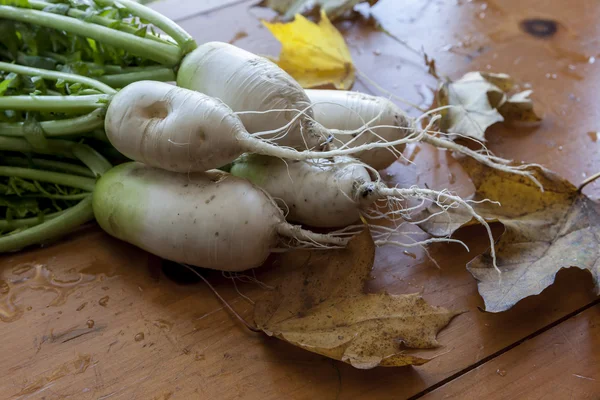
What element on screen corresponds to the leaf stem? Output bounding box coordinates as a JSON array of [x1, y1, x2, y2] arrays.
[[28, 0, 175, 46], [0, 166, 96, 191], [0, 136, 77, 158], [0, 94, 109, 112], [0, 196, 94, 252], [96, 0, 197, 53], [0, 156, 94, 177], [578, 171, 600, 192], [0, 210, 64, 231], [0, 109, 105, 138], [0, 61, 117, 94], [0, 5, 182, 66], [98, 67, 176, 88]]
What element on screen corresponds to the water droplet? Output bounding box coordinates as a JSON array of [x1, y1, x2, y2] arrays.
[[568, 64, 577, 71], [589, 56, 596, 64], [558, 146, 563, 151], [373, 49, 381, 56], [12, 264, 34, 275], [485, 64, 492, 70], [26, 306, 32, 311], [478, 12, 486, 19], [582, 172, 588, 178], [86, 319, 95, 328], [497, 369, 507, 377], [98, 296, 109, 307], [134, 332, 145, 342], [0, 264, 101, 323], [152, 319, 173, 331], [480, 3, 488, 10]]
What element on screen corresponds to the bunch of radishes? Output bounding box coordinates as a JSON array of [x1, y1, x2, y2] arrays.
[[95, 41, 513, 271], [0, 2, 539, 271]]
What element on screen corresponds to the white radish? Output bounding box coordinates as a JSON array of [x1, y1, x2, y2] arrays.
[[306, 89, 413, 170], [177, 41, 329, 150], [92, 162, 349, 272], [104, 81, 422, 173], [229, 154, 499, 270], [306, 89, 542, 188], [230, 154, 373, 228]]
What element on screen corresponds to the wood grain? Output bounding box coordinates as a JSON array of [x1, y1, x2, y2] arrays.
[[1, 0, 599, 399], [423, 305, 600, 399]]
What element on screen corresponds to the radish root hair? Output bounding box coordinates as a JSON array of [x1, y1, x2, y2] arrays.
[[357, 183, 501, 274]]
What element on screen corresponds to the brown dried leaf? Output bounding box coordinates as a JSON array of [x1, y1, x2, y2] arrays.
[[498, 90, 543, 125], [438, 72, 541, 141], [259, 0, 379, 21], [254, 229, 459, 369], [420, 157, 600, 312]]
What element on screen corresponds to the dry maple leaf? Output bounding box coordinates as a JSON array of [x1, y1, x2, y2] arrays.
[[259, 0, 379, 21], [254, 229, 459, 369], [438, 72, 541, 141], [262, 10, 355, 89], [418, 157, 600, 313]]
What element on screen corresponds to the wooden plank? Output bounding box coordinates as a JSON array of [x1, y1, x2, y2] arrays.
[[149, 0, 251, 22], [422, 305, 600, 399], [1, 229, 596, 399]]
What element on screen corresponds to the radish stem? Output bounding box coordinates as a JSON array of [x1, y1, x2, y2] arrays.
[[0, 62, 117, 95], [0, 196, 93, 252], [0, 95, 109, 112], [0, 156, 94, 178], [0, 210, 64, 231], [0, 110, 105, 138], [0, 167, 96, 191], [98, 68, 176, 88], [28, 0, 174, 46], [96, 0, 196, 53], [0, 6, 181, 66]]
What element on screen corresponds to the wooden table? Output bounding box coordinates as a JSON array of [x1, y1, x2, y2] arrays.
[[2, 0, 599, 398]]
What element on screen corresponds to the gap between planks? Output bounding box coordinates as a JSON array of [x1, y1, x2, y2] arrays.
[[408, 298, 600, 399]]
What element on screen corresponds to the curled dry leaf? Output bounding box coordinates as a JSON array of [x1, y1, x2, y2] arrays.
[[259, 0, 379, 22], [438, 72, 541, 141], [419, 157, 600, 313], [254, 229, 459, 369], [262, 10, 355, 89]]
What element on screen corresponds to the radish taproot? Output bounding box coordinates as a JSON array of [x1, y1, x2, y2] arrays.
[[229, 154, 499, 269], [306, 89, 542, 188], [92, 162, 350, 271], [177, 41, 330, 150], [104, 81, 424, 173]]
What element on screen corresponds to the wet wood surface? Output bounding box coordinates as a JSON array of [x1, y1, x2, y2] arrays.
[[1, 0, 599, 399]]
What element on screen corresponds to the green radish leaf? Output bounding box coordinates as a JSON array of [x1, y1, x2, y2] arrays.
[[0, 0, 30, 7], [134, 27, 147, 37], [43, 3, 71, 15]]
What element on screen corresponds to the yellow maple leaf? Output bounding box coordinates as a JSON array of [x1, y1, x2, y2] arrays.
[[262, 10, 355, 89]]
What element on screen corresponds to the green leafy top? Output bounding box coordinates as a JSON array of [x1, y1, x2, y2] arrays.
[[0, 0, 189, 79]]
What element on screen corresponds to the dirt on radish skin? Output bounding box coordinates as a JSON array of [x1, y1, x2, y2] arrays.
[[92, 162, 349, 271]]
